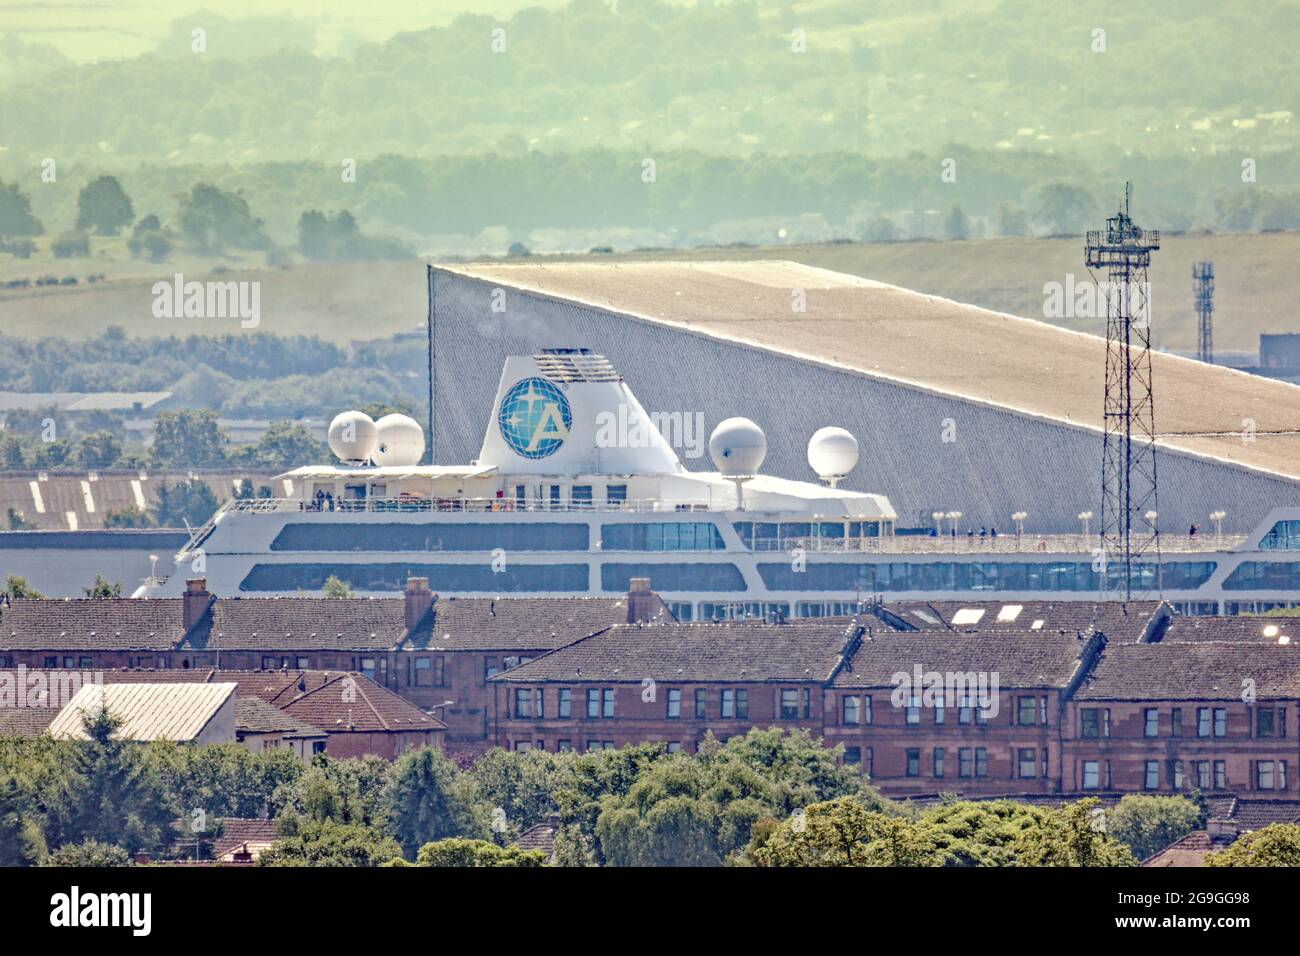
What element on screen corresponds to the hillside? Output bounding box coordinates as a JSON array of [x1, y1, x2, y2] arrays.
[[1, 231, 1295, 355]]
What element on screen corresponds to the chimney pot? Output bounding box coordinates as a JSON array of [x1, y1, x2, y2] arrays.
[[405, 577, 434, 631], [182, 579, 211, 631], [627, 579, 660, 624]]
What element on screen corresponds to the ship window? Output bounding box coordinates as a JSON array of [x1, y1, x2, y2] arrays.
[[270, 522, 589, 553], [602, 522, 725, 552], [571, 486, 593, 508], [1261, 520, 1300, 550], [601, 563, 747, 593], [241, 562, 589, 593]]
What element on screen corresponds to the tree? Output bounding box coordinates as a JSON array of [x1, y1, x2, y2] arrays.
[[82, 575, 123, 599], [77, 429, 121, 469], [42, 839, 130, 867], [0, 774, 44, 866], [154, 480, 220, 528], [920, 799, 1053, 867], [0, 181, 43, 238], [76, 176, 135, 236], [51, 233, 90, 258], [321, 575, 353, 598], [943, 203, 969, 240], [147, 743, 304, 824], [414, 838, 545, 867], [42, 709, 177, 855], [103, 506, 157, 529], [256, 421, 324, 467], [1106, 795, 1202, 861], [258, 819, 402, 867], [3, 574, 43, 599], [751, 797, 947, 867], [6, 507, 30, 530], [177, 183, 268, 253], [1035, 183, 1095, 236], [152, 409, 227, 467], [383, 747, 488, 859], [2, 436, 26, 468], [1009, 799, 1136, 867], [1207, 824, 1300, 867], [272, 756, 391, 828]]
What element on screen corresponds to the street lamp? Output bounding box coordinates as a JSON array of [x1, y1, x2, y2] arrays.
[[1011, 512, 1027, 536], [1077, 511, 1093, 540], [931, 511, 944, 537], [944, 510, 962, 542], [1210, 510, 1226, 543], [1144, 510, 1158, 533]]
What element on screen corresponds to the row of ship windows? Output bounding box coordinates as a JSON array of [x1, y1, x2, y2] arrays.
[[267, 521, 882, 553], [240, 560, 1226, 593]]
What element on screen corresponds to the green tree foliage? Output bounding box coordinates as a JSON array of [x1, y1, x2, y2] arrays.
[[1035, 183, 1096, 236], [41, 709, 177, 855], [103, 505, 157, 529], [414, 837, 545, 867], [76, 175, 135, 235], [297, 209, 411, 261], [152, 409, 227, 466], [1207, 823, 1300, 867], [81, 574, 122, 598], [0, 181, 43, 238], [251, 420, 324, 468], [147, 742, 305, 823], [383, 747, 488, 859], [154, 479, 220, 528], [321, 575, 353, 598], [272, 755, 392, 829], [1105, 795, 1203, 862], [76, 429, 122, 468], [919, 799, 1054, 867], [258, 818, 401, 867], [51, 233, 90, 258], [177, 183, 268, 253], [42, 838, 131, 867], [3, 574, 44, 598], [751, 797, 947, 867], [0, 774, 45, 866], [1008, 799, 1136, 867]]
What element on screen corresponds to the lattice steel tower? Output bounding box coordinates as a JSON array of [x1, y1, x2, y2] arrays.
[[1193, 261, 1214, 364], [1085, 183, 1161, 600]]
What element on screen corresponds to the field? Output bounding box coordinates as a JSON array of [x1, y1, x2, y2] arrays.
[[1, 231, 1296, 357]]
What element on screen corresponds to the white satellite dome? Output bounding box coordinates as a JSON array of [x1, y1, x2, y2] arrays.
[[327, 410, 378, 464], [807, 426, 859, 485], [373, 414, 426, 467], [709, 417, 767, 476]]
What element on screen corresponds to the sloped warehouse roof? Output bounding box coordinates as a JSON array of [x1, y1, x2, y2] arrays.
[[430, 260, 1300, 533]]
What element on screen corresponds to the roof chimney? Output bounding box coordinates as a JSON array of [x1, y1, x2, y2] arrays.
[[405, 577, 433, 632], [626, 578, 660, 624], [183, 578, 212, 631]]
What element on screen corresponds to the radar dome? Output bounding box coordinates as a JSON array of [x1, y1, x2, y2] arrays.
[[709, 417, 767, 476], [807, 427, 859, 485], [373, 414, 426, 467], [328, 411, 378, 464]]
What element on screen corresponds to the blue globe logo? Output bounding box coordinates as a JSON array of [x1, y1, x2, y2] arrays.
[[498, 377, 572, 459]]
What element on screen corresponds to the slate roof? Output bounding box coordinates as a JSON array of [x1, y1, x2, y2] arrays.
[[0, 707, 57, 737], [491, 622, 858, 683], [831, 631, 1092, 689], [211, 818, 279, 861], [874, 600, 1166, 643], [258, 671, 445, 734], [408, 596, 636, 651], [235, 696, 325, 738], [513, 820, 558, 861], [1075, 643, 1300, 700], [180, 597, 409, 651], [1158, 615, 1300, 644], [1142, 830, 1214, 867], [0, 598, 185, 650], [1223, 798, 1300, 830]]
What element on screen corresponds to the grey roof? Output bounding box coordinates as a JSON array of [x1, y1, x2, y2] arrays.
[[235, 696, 325, 737], [491, 621, 857, 683], [1076, 643, 1300, 700], [0, 598, 186, 650], [832, 631, 1091, 689], [409, 596, 637, 651], [181, 597, 409, 651]]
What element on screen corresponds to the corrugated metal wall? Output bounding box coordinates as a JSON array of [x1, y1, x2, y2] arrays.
[[432, 270, 1300, 535]]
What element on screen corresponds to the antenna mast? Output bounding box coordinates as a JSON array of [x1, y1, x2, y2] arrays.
[[1085, 183, 1161, 601], [1193, 261, 1214, 364]]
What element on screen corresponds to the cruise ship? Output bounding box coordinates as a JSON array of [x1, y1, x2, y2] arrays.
[[153, 349, 1300, 618]]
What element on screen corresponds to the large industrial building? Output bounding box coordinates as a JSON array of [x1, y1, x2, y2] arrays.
[[429, 260, 1300, 538]]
